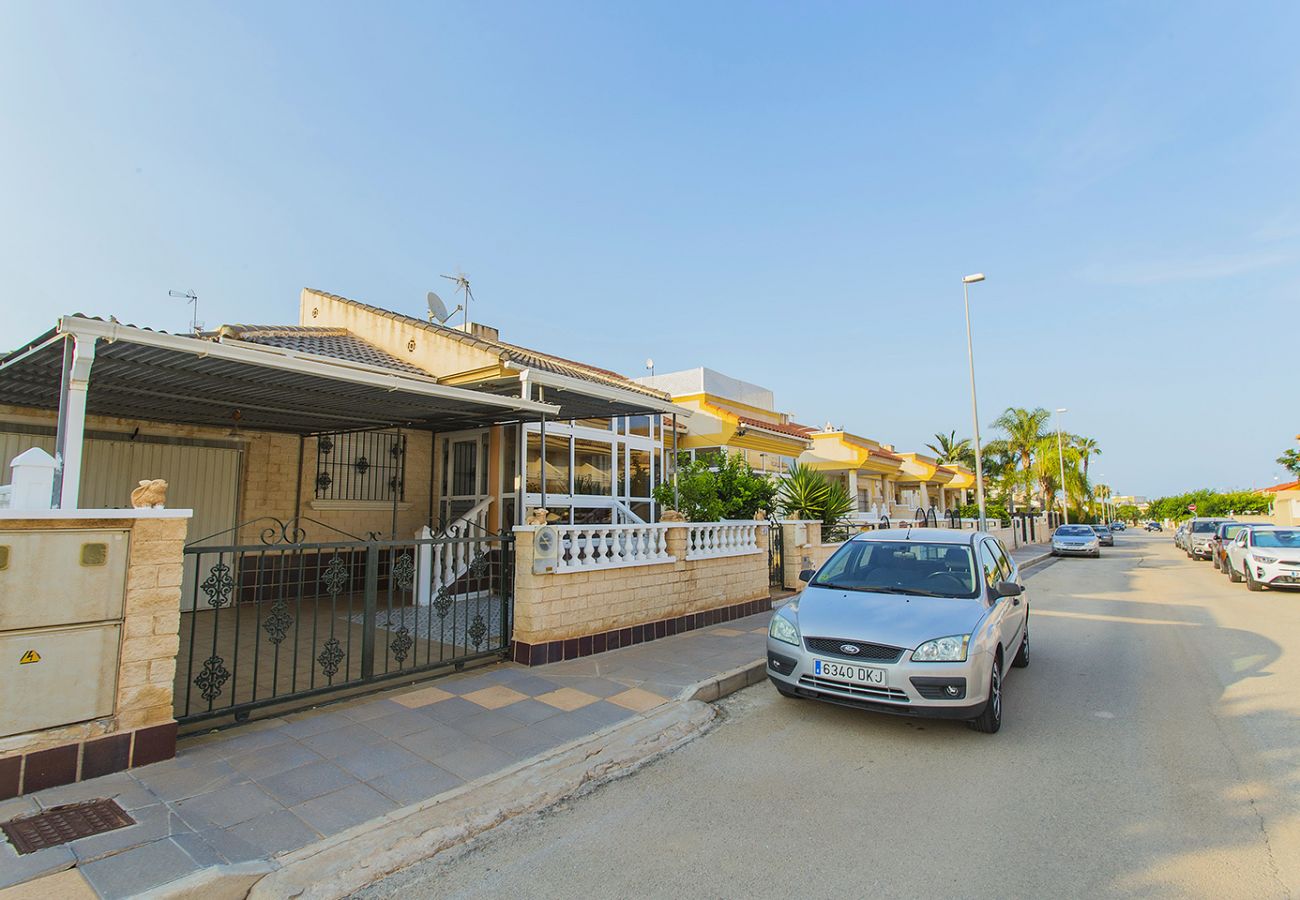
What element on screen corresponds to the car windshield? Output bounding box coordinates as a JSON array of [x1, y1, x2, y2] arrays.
[[1191, 521, 1219, 533], [1057, 525, 1093, 536], [1252, 530, 1300, 549], [1220, 524, 1248, 538], [809, 540, 980, 599]]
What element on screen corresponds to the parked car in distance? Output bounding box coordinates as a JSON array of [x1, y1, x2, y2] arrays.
[[1145, 521, 1163, 532], [1211, 522, 1253, 572], [1187, 518, 1232, 560], [1110, 522, 1127, 532], [1175, 522, 1189, 548], [1091, 524, 1115, 546], [1225, 526, 1300, 591], [767, 528, 1028, 734], [1053, 524, 1101, 558]]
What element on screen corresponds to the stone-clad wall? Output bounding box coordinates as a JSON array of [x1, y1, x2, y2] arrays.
[[510, 524, 771, 665], [0, 512, 189, 799]]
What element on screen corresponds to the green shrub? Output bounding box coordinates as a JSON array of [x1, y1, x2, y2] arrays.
[[651, 451, 777, 522]]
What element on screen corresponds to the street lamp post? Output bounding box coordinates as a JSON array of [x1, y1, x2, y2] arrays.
[[963, 273, 987, 532], [1055, 407, 1069, 525]]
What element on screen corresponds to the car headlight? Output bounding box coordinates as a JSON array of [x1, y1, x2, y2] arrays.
[[1253, 554, 1278, 564], [911, 634, 970, 662], [769, 613, 800, 646]]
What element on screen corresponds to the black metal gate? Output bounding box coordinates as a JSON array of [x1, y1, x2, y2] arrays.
[[177, 518, 513, 725], [767, 513, 784, 588]]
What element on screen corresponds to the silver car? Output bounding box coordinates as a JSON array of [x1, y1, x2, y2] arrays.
[[767, 528, 1029, 734], [1052, 524, 1101, 557]]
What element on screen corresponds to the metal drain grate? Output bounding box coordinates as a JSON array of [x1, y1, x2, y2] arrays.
[[1, 799, 134, 854]]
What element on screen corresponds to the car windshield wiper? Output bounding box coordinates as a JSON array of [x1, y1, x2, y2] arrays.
[[862, 585, 950, 598]]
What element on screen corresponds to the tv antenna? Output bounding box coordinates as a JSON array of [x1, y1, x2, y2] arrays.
[[425, 290, 462, 326], [439, 270, 473, 328], [169, 289, 200, 333], [645, 357, 655, 377]]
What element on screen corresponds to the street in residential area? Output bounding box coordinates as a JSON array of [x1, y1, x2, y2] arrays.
[[361, 532, 1300, 899]]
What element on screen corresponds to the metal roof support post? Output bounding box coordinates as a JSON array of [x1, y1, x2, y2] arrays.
[[515, 420, 525, 527], [671, 413, 679, 510], [539, 412, 547, 511], [52, 334, 96, 509]]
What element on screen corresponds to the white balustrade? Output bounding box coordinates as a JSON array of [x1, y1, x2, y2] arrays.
[[685, 522, 761, 560], [415, 498, 494, 606], [555, 524, 674, 572]]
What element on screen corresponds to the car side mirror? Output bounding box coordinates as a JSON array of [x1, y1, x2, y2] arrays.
[[992, 581, 1023, 599], [798, 569, 815, 583]]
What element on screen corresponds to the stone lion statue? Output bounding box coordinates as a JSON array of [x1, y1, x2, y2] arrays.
[[130, 479, 168, 509], [525, 507, 549, 525]]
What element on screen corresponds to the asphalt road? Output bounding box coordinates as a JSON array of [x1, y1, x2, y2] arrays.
[[359, 533, 1300, 899]]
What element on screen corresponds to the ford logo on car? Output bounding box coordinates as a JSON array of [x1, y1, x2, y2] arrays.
[[840, 643, 861, 655]]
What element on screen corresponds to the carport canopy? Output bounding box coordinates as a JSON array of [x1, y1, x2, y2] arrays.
[[0, 316, 559, 507]]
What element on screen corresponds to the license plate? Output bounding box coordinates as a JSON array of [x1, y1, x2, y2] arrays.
[[814, 658, 887, 685]]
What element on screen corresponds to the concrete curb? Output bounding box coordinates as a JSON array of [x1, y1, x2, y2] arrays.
[[679, 658, 768, 703], [150, 701, 718, 900], [1018, 550, 1054, 570]]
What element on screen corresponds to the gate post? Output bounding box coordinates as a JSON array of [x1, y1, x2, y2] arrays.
[[361, 544, 379, 679]]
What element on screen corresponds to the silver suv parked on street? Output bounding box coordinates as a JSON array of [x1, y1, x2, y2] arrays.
[[767, 528, 1029, 734], [1187, 518, 1231, 560]]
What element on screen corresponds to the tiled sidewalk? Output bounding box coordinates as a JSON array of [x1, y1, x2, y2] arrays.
[[0, 613, 773, 899]]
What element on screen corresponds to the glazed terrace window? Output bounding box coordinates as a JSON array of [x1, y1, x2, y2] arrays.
[[314, 430, 406, 501]]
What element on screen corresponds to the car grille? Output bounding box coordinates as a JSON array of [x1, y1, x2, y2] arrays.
[[799, 674, 910, 702], [804, 637, 903, 663]]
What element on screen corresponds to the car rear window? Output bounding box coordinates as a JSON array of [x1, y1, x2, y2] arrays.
[[1191, 521, 1219, 533], [811, 540, 980, 599]]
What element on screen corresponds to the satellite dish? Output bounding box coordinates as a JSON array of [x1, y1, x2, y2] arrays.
[[645, 357, 654, 370], [427, 290, 449, 324]]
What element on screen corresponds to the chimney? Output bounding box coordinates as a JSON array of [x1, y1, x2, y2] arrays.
[[461, 322, 499, 342]]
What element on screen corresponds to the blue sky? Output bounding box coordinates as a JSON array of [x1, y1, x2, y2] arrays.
[[2, 2, 1297, 497]]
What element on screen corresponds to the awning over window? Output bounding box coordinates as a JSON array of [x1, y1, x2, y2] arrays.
[[0, 317, 559, 434]]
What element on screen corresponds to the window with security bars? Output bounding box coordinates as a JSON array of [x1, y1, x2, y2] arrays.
[[314, 430, 406, 500]]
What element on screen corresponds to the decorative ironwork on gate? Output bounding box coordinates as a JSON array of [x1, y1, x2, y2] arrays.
[[767, 512, 784, 588], [177, 517, 514, 725]]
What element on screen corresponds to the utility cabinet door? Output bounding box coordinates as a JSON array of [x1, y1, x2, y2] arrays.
[[0, 529, 129, 630], [0, 623, 121, 737]]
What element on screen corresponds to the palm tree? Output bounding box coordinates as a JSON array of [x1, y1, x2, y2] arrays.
[[991, 407, 1050, 509], [1072, 436, 1101, 481], [1035, 436, 1089, 514], [925, 430, 975, 467]]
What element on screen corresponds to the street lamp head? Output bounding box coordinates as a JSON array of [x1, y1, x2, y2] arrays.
[[962, 273, 986, 284], [1056, 407, 1067, 414]]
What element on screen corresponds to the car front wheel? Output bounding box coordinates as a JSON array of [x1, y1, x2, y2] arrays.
[[969, 657, 1003, 734], [1246, 566, 1264, 592], [1228, 560, 1243, 583]]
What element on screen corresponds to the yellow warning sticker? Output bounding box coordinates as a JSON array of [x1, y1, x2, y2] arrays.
[[19, 650, 41, 665]]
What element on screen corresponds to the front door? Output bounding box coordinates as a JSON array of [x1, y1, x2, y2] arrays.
[[441, 430, 490, 526]]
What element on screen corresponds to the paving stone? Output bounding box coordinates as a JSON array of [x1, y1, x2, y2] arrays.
[[364, 709, 437, 738], [367, 762, 465, 805], [570, 700, 636, 731], [543, 676, 632, 698], [225, 808, 320, 857], [481, 724, 567, 760], [462, 685, 529, 710], [171, 830, 227, 867], [187, 825, 263, 864], [438, 675, 500, 696], [394, 723, 481, 762], [535, 688, 599, 711], [496, 698, 561, 725], [0, 842, 75, 891], [79, 837, 199, 899], [333, 743, 428, 782], [299, 723, 388, 759], [607, 687, 668, 712], [0, 795, 40, 822], [289, 782, 396, 837], [490, 673, 565, 696], [70, 804, 191, 862], [175, 781, 284, 829], [389, 686, 454, 709], [432, 740, 519, 782], [338, 698, 407, 721], [130, 758, 241, 802], [530, 711, 612, 746], [207, 725, 292, 758], [258, 760, 357, 806], [34, 774, 160, 813], [454, 709, 524, 740], [226, 740, 322, 780], [419, 696, 487, 724], [278, 710, 354, 738]]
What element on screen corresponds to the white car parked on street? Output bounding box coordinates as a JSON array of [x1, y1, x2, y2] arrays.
[[1225, 525, 1300, 591]]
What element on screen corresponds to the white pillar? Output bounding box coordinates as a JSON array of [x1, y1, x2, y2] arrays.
[[919, 482, 930, 509], [53, 334, 96, 509], [847, 470, 859, 511], [936, 487, 946, 514]]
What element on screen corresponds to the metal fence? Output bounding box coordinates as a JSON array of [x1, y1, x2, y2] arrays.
[[176, 517, 513, 725]]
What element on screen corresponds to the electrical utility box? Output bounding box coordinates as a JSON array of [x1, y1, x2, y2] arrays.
[[0, 529, 129, 738]]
